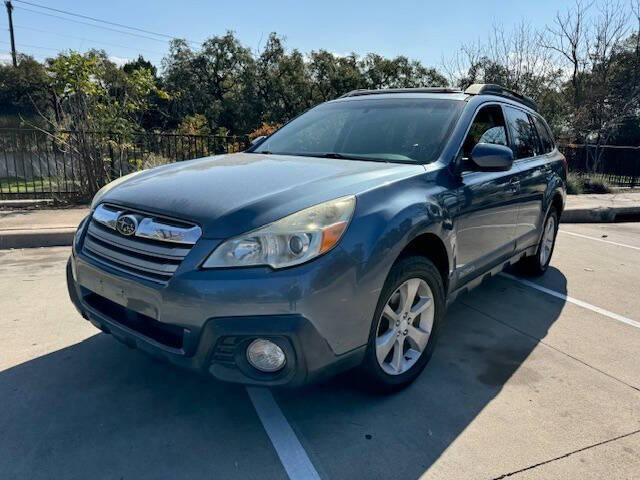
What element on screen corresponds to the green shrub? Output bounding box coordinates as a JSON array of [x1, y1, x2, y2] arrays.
[[582, 177, 611, 194], [566, 172, 584, 194], [566, 173, 612, 194]]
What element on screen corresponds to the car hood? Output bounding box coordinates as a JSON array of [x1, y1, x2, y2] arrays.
[[97, 153, 425, 238]]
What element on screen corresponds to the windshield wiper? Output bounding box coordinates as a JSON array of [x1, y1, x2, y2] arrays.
[[317, 152, 389, 163], [319, 152, 347, 159]]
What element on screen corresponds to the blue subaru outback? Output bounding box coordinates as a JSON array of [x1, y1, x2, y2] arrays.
[[67, 84, 566, 391]]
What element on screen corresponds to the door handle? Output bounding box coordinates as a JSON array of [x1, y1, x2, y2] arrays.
[[508, 178, 521, 193]]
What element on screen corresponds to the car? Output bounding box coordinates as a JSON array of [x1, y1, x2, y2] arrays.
[[67, 84, 566, 391]]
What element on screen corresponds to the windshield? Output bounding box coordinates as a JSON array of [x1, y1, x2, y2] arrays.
[[250, 97, 464, 164]]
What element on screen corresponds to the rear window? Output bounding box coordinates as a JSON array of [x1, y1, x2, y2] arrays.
[[504, 106, 541, 159], [252, 97, 465, 164], [532, 115, 555, 153]]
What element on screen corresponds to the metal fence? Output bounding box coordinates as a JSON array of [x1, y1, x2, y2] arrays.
[[1, 129, 639, 202], [559, 144, 640, 187], [0, 129, 249, 201]]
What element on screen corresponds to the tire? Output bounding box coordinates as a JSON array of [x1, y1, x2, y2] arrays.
[[517, 208, 559, 276], [359, 256, 445, 393]]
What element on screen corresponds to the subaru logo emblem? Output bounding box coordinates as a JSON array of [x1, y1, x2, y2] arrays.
[[116, 214, 138, 236]]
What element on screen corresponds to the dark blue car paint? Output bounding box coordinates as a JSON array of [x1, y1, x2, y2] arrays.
[[67, 91, 566, 385]]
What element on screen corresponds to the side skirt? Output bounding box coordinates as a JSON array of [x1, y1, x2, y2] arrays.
[[446, 245, 537, 307]]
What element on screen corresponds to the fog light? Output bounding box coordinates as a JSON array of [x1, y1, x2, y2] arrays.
[[246, 339, 286, 372]]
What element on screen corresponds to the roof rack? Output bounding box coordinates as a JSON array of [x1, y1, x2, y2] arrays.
[[339, 87, 462, 98], [464, 84, 538, 111]]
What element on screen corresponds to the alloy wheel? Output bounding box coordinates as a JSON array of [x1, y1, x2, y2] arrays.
[[540, 215, 556, 267], [375, 278, 435, 375]]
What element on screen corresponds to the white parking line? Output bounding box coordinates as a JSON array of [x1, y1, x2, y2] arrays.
[[500, 273, 640, 330], [246, 387, 321, 480], [559, 230, 640, 251]]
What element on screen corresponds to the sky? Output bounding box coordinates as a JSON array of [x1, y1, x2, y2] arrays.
[[0, 0, 620, 69]]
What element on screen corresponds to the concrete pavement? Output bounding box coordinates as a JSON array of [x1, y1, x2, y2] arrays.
[[1, 222, 639, 479]]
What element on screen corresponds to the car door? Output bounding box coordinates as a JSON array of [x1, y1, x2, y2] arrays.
[[453, 103, 520, 285], [503, 106, 550, 251]]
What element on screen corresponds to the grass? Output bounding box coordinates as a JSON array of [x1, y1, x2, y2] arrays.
[[0, 176, 79, 193]]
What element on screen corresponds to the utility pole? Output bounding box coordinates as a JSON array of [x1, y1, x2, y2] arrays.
[[4, 0, 17, 67]]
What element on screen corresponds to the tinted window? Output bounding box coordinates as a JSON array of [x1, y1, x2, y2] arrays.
[[532, 115, 554, 153], [504, 106, 540, 159], [253, 98, 464, 164], [461, 104, 508, 159]]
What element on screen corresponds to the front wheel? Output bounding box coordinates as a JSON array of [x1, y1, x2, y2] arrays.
[[359, 256, 445, 392], [517, 209, 559, 276]]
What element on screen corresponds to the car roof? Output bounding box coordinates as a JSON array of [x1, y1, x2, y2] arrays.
[[330, 91, 469, 103], [332, 84, 538, 111]]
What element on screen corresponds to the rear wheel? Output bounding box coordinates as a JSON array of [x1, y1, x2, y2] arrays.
[[360, 256, 445, 392], [517, 209, 559, 276]]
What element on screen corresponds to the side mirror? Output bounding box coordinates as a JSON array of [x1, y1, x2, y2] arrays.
[[470, 143, 514, 171], [250, 135, 267, 147]]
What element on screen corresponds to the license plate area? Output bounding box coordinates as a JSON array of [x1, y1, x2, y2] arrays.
[[76, 256, 161, 321]]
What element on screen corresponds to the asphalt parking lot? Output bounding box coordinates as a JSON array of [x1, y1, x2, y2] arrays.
[[1, 222, 639, 480]]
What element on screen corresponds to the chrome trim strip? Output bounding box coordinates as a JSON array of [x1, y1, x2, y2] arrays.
[[93, 204, 122, 230], [136, 217, 202, 245], [86, 223, 190, 260], [92, 204, 202, 245], [84, 238, 179, 275]]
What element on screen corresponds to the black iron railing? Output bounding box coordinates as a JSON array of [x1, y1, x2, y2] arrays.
[[559, 144, 640, 187], [0, 129, 250, 201]]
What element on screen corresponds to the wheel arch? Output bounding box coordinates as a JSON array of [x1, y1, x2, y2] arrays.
[[396, 232, 450, 292], [551, 190, 564, 218]]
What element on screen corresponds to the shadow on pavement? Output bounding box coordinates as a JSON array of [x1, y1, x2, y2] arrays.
[[274, 269, 568, 480], [0, 335, 287, 480], [0, 269, 567, 480]]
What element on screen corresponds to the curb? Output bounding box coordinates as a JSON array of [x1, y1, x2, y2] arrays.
[[0, 228, 76, 249], [561, 206, 640, 223], [0, 199, 54, 208]]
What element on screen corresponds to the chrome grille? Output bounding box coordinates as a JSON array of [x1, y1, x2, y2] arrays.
[[82, 204, 201, 283]]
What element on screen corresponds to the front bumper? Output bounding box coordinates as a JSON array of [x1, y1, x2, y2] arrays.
[[67, 245, 369, 386]]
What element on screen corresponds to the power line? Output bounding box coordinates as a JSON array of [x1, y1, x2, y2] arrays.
[[12, 0, 201, 44], [13, 24, 166, 57], [13, 5, 191, 45], [0, 38, 58, 51], [13, 0, 175, 39], [0, 49, 46, 61]]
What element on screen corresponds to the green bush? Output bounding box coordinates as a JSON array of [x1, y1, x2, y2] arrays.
[[582, 177, 611, 194], [566, 172, 584, 194], [566, 173, 612, 194]]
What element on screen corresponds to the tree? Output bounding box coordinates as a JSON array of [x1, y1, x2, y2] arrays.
[[43, 50, 167, 195], [360, 53, 448, 89], [123, 55, 157, 77], [163, 32, 258, 134], [0, 54, 50, 126], [541, 0, 593, 113], [445, 22, 560, 100], [255, 33, 312, 124], [307, 50, 365, 102]]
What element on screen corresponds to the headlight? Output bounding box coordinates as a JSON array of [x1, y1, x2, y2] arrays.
[[202, 196, 356, 269]]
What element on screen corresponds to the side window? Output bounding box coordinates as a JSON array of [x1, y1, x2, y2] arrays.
[[461, 104, 508, 159], [532, 115, 555, 153], [504, 106, 540, 159]]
